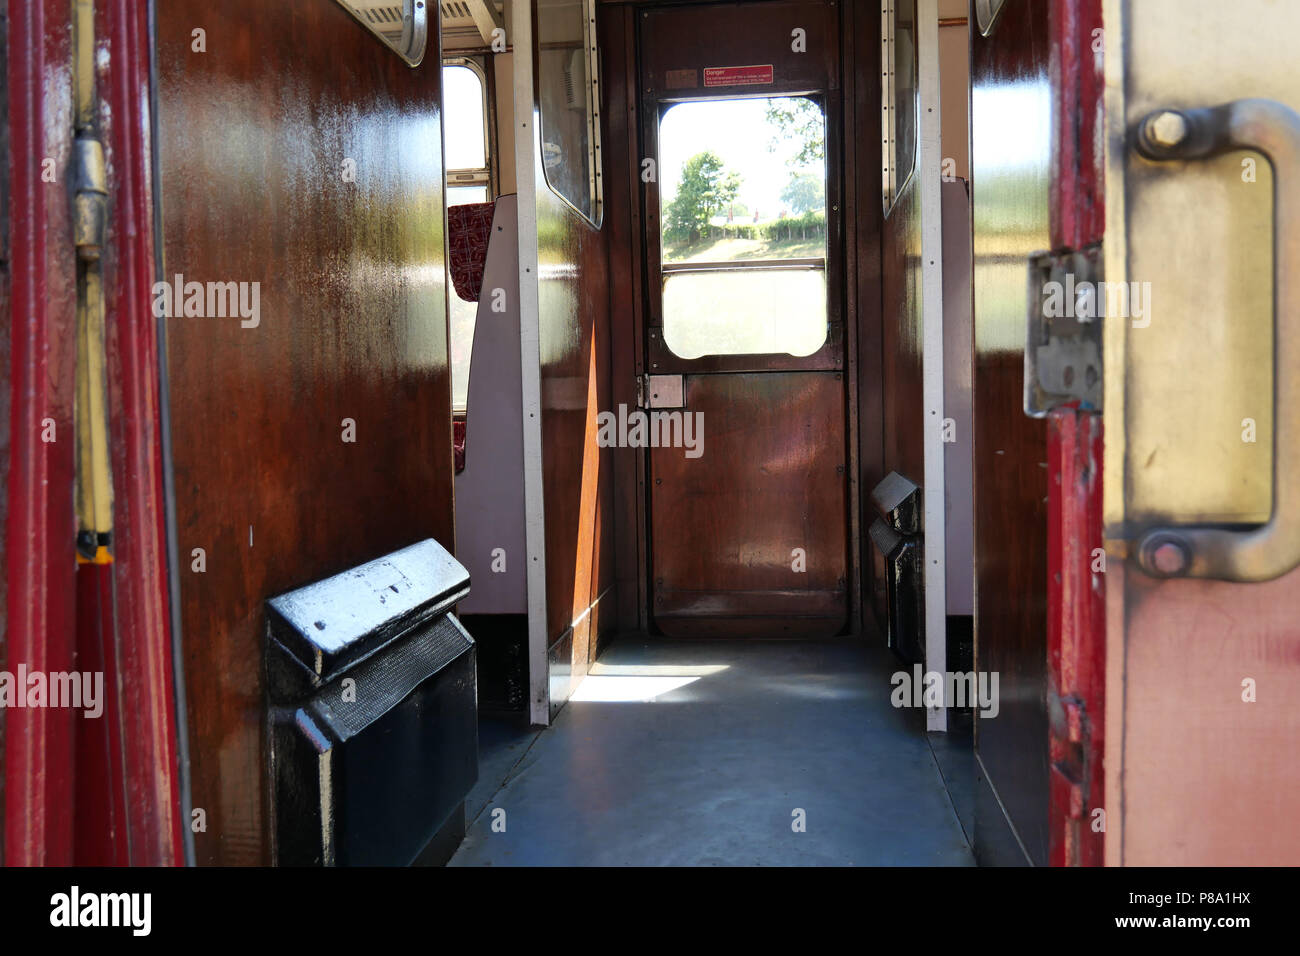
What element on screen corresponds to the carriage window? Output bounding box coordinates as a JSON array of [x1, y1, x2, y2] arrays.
[[882, 0, 919, 215], [444, 60, 491, 187], [333, 0, 429, 66], [658, 97, 827, 359], [444, 59, 493, 412], [537, 0, 603, 227]]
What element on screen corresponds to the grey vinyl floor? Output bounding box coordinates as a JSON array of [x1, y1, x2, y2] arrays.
[[450, 635, 975, 866]]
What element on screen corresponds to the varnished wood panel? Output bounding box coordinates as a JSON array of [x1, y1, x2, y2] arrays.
[[601, 5, 647, 635], [534, 12, 616, 681], [880, 186, 925, 491], [156, 1, 454, 864], [846, 0, 886, 630], [640, 1, 837, 97], [970, 0, 1052, 866], [650, 372, 848, 637]]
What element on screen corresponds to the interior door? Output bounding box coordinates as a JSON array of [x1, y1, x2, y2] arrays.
[[638, 1, 849, 638], [1103, 0, 1300, 864]]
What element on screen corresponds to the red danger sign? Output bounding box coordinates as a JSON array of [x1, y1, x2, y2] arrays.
[[703, 64, 775, 87]]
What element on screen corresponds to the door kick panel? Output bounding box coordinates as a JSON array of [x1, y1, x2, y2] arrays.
[[649, 372, 848, 637]]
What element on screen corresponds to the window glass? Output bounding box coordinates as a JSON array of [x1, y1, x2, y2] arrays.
[[537, 0, 602, 226], [448, 184, 489, 208], [663, 270, 828, 359], [658, 96, 827, 358], [443, 64, 487, 170], [882, 0, 919, 214]]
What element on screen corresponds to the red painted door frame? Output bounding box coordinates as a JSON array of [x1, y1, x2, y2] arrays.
[[5, 0, 80, 868], [5, 0, 183, 866], [1045, 0, 1106, 866]]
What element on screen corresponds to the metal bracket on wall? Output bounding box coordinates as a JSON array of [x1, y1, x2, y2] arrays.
[[1025, 244, 1104, 418]]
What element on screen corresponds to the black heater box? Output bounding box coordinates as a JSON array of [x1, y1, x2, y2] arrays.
[[869, 471, 925, 663], [265, 538, 478, 866]]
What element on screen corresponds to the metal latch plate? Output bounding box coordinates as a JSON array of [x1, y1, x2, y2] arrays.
[[1025, 245, 1104, 417], [644, 374, 684, 409]]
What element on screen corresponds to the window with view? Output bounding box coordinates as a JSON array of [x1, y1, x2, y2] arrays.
[[658, 96, 828, 359], [444, 59, 492, 411]]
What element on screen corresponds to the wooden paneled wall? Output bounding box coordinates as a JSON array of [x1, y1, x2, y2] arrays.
[[880, 189, 926, 496], [155, 1, 455, 864], [600, 3, 646, 635], [970, 0, 1052, 865], [873, 2, 925, 634], [536, 7, 617, 708], [846, 1, 887, 629]]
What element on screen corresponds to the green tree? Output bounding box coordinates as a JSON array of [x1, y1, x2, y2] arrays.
[[765, 99, 825, 168], [780, 172, 824, 214], [664, 151, 741, 243]]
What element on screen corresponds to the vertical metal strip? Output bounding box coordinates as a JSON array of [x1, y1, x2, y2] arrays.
[[146, 0, 196, 865], [1100, 0, 1128, 867], [512, 0, 551, 726], [918, 0, 947, 731]]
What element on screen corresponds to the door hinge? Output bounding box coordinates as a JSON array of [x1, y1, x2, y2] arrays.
[[72, 136, 107, 257], [72, 0, 114, 564], [1025, 243, 1104, 417]]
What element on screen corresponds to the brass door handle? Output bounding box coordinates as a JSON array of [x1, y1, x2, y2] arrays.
[[1134, 99, 1300, 580]]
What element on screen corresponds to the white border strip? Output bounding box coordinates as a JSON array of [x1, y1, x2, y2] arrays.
[[511, 0, 550, 726], [1100, 0, 1128, 866], [918, 0, 947, 732]]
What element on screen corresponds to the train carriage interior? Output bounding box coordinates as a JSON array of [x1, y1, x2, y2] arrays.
[[1, 0, 1296, 876]]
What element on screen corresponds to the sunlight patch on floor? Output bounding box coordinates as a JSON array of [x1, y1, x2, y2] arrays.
[[570, 664, 729, 702], [569, 674, 701, 702]]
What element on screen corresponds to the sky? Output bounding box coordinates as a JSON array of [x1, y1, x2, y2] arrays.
[[659, 96, 824, 214], [444, 64, 487, 170]]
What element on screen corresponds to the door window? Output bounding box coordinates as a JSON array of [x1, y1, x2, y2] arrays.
[[657, 96, 828, 359]]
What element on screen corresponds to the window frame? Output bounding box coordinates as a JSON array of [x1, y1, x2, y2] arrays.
[[881, 0, 920, 217], [536, 0, 604, 229]]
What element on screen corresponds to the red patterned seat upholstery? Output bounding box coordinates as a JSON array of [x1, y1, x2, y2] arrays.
[[453, 419, 466, 474], [447, 201, 496, 302]]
